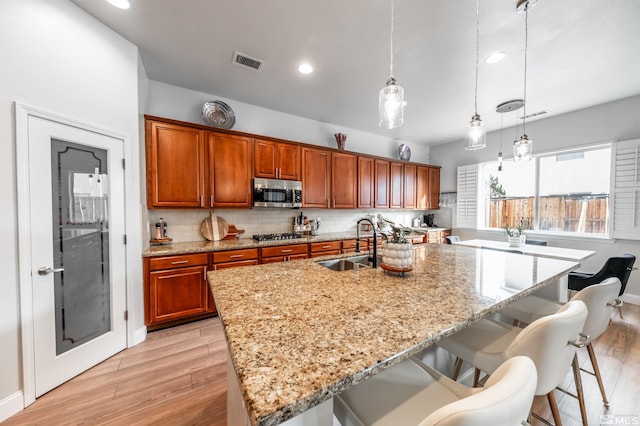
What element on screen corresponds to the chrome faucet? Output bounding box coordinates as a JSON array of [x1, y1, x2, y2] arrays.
[[356, 218, 378, 268]]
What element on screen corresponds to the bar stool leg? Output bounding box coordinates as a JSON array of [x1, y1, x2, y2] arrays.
[[547, 391, 563, 426], [572, 354, 589, 426], [587, 342, 610, 407], [452, 357, 463, 381]]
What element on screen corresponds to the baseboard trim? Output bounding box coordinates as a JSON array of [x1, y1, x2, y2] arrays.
[[622, 293, 640, 306], [0, 391, 24, 422], [131, 325, 147, 347]]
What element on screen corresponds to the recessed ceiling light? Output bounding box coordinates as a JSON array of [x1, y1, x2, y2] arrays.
[[298, 63, 313, 74], [106, 0, 130, 9], [485, 51, 506, 64]]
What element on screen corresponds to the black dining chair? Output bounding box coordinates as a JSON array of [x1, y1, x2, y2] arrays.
[[445, 236, 460, 244], [568, 253, 636, 317]]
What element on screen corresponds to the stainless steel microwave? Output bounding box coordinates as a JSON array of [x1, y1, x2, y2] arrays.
[[253, 178, 302, 208]]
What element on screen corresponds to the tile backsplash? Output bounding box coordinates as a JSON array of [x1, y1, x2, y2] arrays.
[[143, 207, 453, 246]]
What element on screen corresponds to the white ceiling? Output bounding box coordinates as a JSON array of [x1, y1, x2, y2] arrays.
[[71, 0, 640, 145]]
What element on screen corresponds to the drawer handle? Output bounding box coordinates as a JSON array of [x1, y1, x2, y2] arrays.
[[171, 260, 190, 265], [229, 254, 244, 258], [322, 245, 331, 249], [281, 249, 293, 253]]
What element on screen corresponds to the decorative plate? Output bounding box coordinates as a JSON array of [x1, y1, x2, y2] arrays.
[[398, 144, 411, 161], [202, 100, 236, 129]]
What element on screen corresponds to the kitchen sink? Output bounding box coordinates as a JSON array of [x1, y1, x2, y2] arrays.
[[315, 255, 381, 271]]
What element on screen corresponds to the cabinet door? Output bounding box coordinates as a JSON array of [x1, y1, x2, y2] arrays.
[[403, 164, 417, 209], [358, 156, 375, 208], [416, 166, 430, 210], [375, 159, 390, 209], [428, 167, 440, 210], [277, 143, 301, 180], [331, 152, 357, 208], [146, 120, 206, 208], [302, 147, 331, 208], [149, 265, 208, 323], [254, 139, 278, 179], [389, 162, 404, 209], [212, 259, 259, 270], [209, 133, 253, 208]]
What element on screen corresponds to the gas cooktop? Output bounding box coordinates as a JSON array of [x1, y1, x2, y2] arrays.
[[252, 233, 304, 241]]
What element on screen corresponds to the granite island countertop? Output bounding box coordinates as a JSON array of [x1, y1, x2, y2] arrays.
[[207, 243, 579, 426]]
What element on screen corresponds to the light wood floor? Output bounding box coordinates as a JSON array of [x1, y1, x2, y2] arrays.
[[4, 304, 639, 425]]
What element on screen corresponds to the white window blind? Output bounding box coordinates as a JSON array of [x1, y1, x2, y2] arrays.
[[612, 138, 640, 239], [456, 164, 478, 229]]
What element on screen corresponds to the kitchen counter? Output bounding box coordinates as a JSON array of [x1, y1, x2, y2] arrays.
[[141, 232, 373, 257], [207, 243, 579, 426]]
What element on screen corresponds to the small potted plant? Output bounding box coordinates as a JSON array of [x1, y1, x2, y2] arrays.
[[504, 224, 526, 247], [381, 224, 414, 270]]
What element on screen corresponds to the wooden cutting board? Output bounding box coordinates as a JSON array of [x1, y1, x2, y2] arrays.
[[200, 211, 229, 241]]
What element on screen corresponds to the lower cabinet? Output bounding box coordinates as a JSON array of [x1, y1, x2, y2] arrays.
[[309, 240, 342, 258], [212, 248, 259, 269], [261, 243, 309, 263], [342, 239, 369, 254], [145, 253, 212, 328]]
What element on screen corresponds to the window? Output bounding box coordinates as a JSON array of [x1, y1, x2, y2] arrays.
[[477, 144, 611, 236]]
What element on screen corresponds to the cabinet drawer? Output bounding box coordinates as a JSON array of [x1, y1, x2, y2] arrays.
[[213, 259, 259, 270], [342, 239, 368, 250], [261, 244, 308, 258], [310, 241, 342, 253], [212, 248, 259, 263], [149, 253, 209, 271], [310, 249, 342, 258]]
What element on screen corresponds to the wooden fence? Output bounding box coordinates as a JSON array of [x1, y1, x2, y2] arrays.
[[489, 195, 608, 234]]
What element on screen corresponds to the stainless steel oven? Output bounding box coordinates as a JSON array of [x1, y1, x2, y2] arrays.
[[253, 178, 302, 208]]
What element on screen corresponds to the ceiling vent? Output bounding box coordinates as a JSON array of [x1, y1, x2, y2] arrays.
[[520, 110, 549, 119], [232, 51, 264, 71]]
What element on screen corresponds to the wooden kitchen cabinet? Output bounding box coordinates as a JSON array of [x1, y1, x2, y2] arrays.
[[146, 117, 253, 209], [417, 166, 441, 210], [302, 147, 331, 208], [208, 133, 253, 208], [309, 240, 342, 258], [212, 248, 259, 269], [389, 162, 404, 209], [261, 244, 309, 263], [331, 152, 357, 209], [342, 239, 369, 254], [357, 156, 375, 209], [145, 253, 213, 328], [146, 120, 207, 208], [403, 164, 417, 209], [254, 139, 301, 180], [375, 159, 390, 209], [428, 166, 441, 210]]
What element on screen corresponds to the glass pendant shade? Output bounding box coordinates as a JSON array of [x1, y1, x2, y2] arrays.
[[498, 151, 503, 171], [465, 114, 486, 150], [513, 134, 533, 161], [378, 78, 405, 129]]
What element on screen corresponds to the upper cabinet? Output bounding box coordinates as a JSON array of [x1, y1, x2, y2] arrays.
[[146, 117, 252, 209], [375, 159, 390, 209], [145, 116, 440, 211], [417, 165, 441, 210], [146, 120, 207, 208], [331, 152, 357, 209], [254, 139, 301, 181], [358, 156, 375, 209], [302, 147, 331, 208], [208, 133, 253, 208]]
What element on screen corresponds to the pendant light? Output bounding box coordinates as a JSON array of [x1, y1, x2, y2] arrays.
[[513, 0, 536, 161], [496, 99, 525, 171], [379, 0, 405, 129], [465, 0, 486, 150]]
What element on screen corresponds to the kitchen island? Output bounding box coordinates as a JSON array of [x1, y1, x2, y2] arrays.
[[207, 243, 580, 426]]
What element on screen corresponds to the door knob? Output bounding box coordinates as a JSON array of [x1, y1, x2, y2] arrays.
[[38, 266, 65, 276]]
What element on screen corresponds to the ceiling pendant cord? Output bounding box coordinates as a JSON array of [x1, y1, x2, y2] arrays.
[[514, 0, 533, 161], [465, 0, 486, 150], [378, 0, 405, 129]]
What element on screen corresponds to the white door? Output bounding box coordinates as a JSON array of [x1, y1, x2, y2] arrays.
[[27, 115, 127, 397]]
